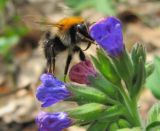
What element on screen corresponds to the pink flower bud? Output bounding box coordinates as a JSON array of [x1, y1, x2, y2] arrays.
[[69, 60, 97, 84]]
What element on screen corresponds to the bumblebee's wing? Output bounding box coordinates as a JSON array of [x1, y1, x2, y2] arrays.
[[22, 15, 62, 30]]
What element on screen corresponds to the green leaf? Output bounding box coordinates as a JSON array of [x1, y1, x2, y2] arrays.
[[132, 57, 146, 98], [112, 50, 134, 91], [88, 74, 116, 97], [146, 56, 160, 99], [91, 55, 102, 73], [67, 103, 106, 123], [131, 43, 146, 67], [109, 122, 119, 131], [87, 121, 108, 131], [131, 43, 147, 97], [98, 105, 125, 121], [116, 127, 142, 131], [118, 119, 131, 128], [147, 103, 160, 123], [147, 103, 160, 131], [68, 85, 110, 104], [146, 121, 160, 131], [92, 49, 120, 84], [145, 62, 155, 78]]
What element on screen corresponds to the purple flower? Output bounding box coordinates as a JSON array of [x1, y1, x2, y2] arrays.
[[69, 60, 97, 84], [36, 111, 72, 131], [90, 17, 124, 57], [40, 73, 63, 87], [36, 73, 71, 107]]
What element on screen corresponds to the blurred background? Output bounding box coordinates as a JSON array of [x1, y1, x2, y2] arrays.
[[0, 0, 160, 130]]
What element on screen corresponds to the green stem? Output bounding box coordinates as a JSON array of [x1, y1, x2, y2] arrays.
[[132, 99, 144, 129], [106, 97, 121, 105], [117, 85, 142, 127]]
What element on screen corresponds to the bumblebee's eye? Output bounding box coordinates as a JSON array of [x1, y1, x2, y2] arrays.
[[76, 23, 94, 41], [77, 24, 88, 32], [76, 23, 89, 36]]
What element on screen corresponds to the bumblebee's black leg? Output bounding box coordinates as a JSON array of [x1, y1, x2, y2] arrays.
[[44, 43, 55, 74], [64, 54, 72, 82], [51, 57, 55, 74], [79, 48, 85, 61], [45, 46, 52, 73], [83, 42, 91, 51], [47, 57, 52, 73], [74, 46, 86, 61], [51, 45, 56, 74]]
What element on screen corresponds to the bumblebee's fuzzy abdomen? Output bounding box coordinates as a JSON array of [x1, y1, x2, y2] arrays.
[[44, 36, 67, 58], [53, 36, 67, 53]]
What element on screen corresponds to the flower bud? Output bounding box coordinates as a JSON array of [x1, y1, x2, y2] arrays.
[[69, 59, 116, 96], [68, 85, 116, 105], [131, 43, 146, 66], [131, 43, 147, 97], [69, 60, 97, 84], [67, 103, 106, 123]]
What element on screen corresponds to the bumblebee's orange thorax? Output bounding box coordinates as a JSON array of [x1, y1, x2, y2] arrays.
[[58, 17, 84, 31]]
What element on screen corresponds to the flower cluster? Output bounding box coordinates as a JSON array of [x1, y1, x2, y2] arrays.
[[36, 73, 72, 130], [35, 16, 153, 131]]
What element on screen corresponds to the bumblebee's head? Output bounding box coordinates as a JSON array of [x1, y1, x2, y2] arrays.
[[75, 23, 94, 42]]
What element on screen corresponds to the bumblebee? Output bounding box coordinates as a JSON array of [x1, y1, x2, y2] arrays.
[[41, 16, 94, 80]]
